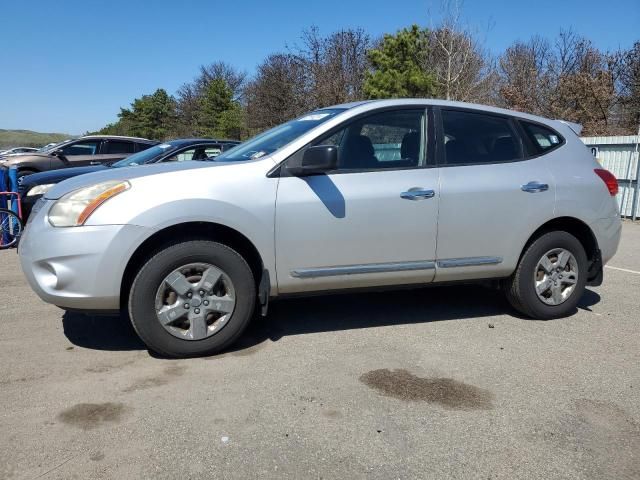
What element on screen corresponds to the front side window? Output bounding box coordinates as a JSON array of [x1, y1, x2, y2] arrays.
[[104, 141, 135, 154], [61, 140, 100, 156], [441, 110, 522, 165], [315, 109, 426, 170], [520, 121, 563, 154]]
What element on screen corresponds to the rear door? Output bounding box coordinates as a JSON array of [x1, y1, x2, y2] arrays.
[[97, 140, 137, 164], [434, 108, 556, 281]]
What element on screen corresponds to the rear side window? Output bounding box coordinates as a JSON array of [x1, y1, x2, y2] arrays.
[[520, 121, 563, 155], [441, 110, 522, 165], [104, 141, 135, 154]]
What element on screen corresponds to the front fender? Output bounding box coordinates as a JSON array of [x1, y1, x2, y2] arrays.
[[88, 198, 277, 289]]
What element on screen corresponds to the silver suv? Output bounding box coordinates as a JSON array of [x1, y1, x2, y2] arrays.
[[19, 100, 622, 357]]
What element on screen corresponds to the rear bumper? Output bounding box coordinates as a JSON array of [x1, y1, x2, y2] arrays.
[[590, 215, 622, 265], [19, 200, 150, 310]]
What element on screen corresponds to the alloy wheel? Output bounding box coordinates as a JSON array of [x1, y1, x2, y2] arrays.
[[154, 262, 236, 340], [534, 248, 579, 306]]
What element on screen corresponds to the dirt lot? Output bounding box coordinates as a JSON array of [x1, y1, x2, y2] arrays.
[[1, 224, 639, 479]]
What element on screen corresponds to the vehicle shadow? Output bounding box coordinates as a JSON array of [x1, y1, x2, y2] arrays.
[[61, 284, 601, 355]]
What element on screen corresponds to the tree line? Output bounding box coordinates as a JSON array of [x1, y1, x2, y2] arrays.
[[96, 18, 639, 140]]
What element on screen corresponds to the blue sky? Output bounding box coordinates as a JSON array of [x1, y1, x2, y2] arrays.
[[1, 0, 638, 134]]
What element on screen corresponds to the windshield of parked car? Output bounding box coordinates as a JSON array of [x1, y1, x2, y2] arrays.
[[111, 143, 177, 167], [214, 108, 346, 162], [40, 140, 73, 153]]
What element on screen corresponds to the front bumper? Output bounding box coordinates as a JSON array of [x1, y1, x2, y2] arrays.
[[19, 200, 150, 310]]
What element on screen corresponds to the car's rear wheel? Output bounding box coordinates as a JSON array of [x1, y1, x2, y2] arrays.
[[128, 240, 256, 357], [504, 231, 587, 319]]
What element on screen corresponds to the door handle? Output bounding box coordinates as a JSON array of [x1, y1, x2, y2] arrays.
[[521, 181, 549, 193], [400, 188, 435, 200]]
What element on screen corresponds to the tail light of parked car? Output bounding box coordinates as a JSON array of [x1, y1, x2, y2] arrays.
[[594, 169, 618, 196]]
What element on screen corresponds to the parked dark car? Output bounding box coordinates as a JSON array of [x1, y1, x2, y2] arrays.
[[0, 135, 158, 179], [19, 138, 240, 219]]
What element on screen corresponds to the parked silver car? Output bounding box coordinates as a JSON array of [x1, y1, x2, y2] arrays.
[[19, 99, 621, 357]]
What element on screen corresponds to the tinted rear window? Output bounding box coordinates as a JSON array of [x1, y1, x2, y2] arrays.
[[136, 142, 155, 152], [520, 121, 563, 155], [104, 141, 135, 154]]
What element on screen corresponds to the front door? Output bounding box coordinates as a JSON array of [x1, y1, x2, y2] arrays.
[[59, 139, 103, 166], [275, 107, 440, 293]]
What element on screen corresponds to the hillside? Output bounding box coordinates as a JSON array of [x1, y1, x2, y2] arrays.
[[0, 129, 74, 149]]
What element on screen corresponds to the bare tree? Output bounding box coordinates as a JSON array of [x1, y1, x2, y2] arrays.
[[498, 30, 623, 135], [244, 54, 308, 131], [618, 42, 640, 132], [295, 27, 372, 107], [426, 0, 497, 102], [498, 36, 554, 113], [197, 61, 247, 101], [246, 27, 372, 132], [174, 61, 247, 136]]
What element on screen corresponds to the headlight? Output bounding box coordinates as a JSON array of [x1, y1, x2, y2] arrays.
[[27, 184, 55, 196], [48, 180, 130, 227]]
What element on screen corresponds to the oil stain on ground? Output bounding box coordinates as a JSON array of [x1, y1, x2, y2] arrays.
[[57, 402, 129, 430], [360, 369, 494, 410]]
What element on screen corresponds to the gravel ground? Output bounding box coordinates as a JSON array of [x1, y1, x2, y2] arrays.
[[1, 223, 639, 479]]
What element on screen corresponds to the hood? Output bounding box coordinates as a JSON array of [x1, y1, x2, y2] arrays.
[[0, 152, 51, 164], [20, 165, 108, 188], [44, 160, 229, 200]]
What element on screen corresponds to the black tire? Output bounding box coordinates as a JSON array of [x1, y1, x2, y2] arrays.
[[128, 240, 256, 357], [504, 231, 587, 319]]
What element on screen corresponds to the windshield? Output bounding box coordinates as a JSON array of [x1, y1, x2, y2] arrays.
[[215, 108, 346, 162], [111, 143, 176, 167], [40, 139, 73, 152]]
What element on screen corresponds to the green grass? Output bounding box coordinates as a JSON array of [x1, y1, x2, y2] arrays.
[[0, 129, 75, 149]]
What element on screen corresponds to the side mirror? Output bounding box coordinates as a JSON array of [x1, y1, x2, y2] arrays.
[[52, 148, 64, 156], [287, 145, 338, 176]]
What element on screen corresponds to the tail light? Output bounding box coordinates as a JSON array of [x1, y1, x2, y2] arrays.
[[594, 169, 618, 196]]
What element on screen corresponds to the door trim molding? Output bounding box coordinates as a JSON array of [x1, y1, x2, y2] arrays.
[[291, 260, 436, 278], [291, 256, 503, 279], [436, 256, 503, 268]]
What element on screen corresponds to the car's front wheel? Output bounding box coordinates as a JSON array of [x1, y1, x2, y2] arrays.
[[128, 240, 256, 357], [504, 231, 587, 319]]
